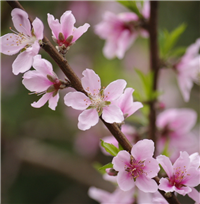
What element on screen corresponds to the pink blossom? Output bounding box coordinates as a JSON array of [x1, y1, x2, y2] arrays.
[[0, 8, 44, 75], [112, 139, 160, 192], [88, 186, 134, 204], [176, 38, 200, 102], [47, 10, 90, 54], [157, 151, 200, 195], [188, 187, 200, 204], [156, 108, 197, 161], [114, 87, 143, 118], [64, 69, 127, 130], [22, 55, 67, 110], [95, 2, 149, 59]]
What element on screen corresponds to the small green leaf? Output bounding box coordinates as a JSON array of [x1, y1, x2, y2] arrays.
[[118, 143, 124, 151], [169, 46, 186, 57], [98, 162, 113, 171], [100, 139, 119, 156]]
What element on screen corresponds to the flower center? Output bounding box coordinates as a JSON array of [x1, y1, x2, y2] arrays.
[[125, 156, 145, 180], [169, 166, 189, 189]]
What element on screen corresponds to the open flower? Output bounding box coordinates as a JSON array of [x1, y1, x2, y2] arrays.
[[156, 108, 197, 161], [112, 139, 160, 192], [0, 8, 44, 75], [95, 2, 149, 59], [157, 151, 200, 195], [175, 38, 200, 102], [64, 69, 127, 130], [22, 55, 68, 110], [47, 10, 90, 55]]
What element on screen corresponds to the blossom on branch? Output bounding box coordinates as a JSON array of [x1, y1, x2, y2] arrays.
[[157, 151, 200, 195], [156, 108, 197, 161], [0, 8, 44, 75], [175, 38, 200, 102], [112, 139, 160, 192], [22, 55, 69, 110], [47, 10, 90, 55], [64, 69, 129, 130], [95, 2, 149, 59]]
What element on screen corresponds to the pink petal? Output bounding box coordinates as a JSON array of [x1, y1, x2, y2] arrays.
[[48, 93, 59, 110], [0, 34, 24, 55], [144, 158, 160, 178], [72, 23, 90, 42], [64, 92, 91, 110], [11, 8, 31, 36], [112, 150, 131, 171], [60, 11, 75, 39], [188, 187, 200, 203], [116, 88, 143, 117], [31, 92, 52, 108], [12, 50, 34, 75], [182, 167, 200, 187], [88, 187, 110, 203], [78, 109, 99, 130], [102, 104, 124, 123], [135, 175, 158, 193], [189, 153, 200, 169], [173, 151, 190, 171], [142, 1, 150, 19], [32, 17, 44, 40], [131, 139, 154, 161], [22, 71, 52, 92], [156, 155, 173, 178], [117, 170, 135, 191], [47, 13, 61, 39], [174, 186, 192, 196], [116, 30, 136, 59], [33, 55, 54, 76], [81, 69, 101, 95], [103, 39, 118, 59], [104, 79, 127, 101], [158, 177, 175, 193]]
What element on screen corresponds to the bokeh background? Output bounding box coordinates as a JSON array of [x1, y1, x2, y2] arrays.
[[1, 1, 200, 204]]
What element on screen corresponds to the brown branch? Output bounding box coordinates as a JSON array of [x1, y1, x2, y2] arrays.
[[148, 1, 159, 151]]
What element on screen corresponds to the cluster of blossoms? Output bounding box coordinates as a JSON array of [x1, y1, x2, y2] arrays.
[[1, 3, 200, 204]]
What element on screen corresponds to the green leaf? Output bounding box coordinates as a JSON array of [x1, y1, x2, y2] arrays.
[[100, 139, 119, 156], [98, 162, 113, 171], [118, 143, 124, 151], [118, 1, 142, 17], [168, 46, 186, 58], [159, 23, 187, 58]]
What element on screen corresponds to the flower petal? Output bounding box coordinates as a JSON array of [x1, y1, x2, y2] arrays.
[[48, 93, 59, 110], [11, 8, 31, 36], [174, 186, 192, 196], [0, 34, 24, 55], [188, 187, 200, 203], [78, 109, 99, 130], [32, 17, 44, 40], [131, 139, 154, 161], [102, 104, 124, 123], [156, 155, 173, 178], [64, 92, 91, 110], [173, 151, 190, 171], [22, 70, 52, 92], [47, 13, 61, 39], [12, 50, 34, 75], [60, 11, 75, 39], [112, 150, 131, 171], [31, 92, 52, 108], [116, 88, 143, 117], [81, 69, 101, 95], [182, 167, 200, 187], [103, 39, 118, 59], [104, 79, 127, 101], [158, 177, 175, 193], [144, 158, 160, 178], [135, 175, 158, 193], [117, 170, 135, 191], [72, 23, 90, 43], [88, 187, 110, 203]]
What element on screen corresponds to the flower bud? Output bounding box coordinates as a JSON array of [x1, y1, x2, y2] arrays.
[[106, 168, 118, 176]]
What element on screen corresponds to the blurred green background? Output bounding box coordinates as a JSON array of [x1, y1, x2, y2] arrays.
[[1, 1, 199, 204]]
